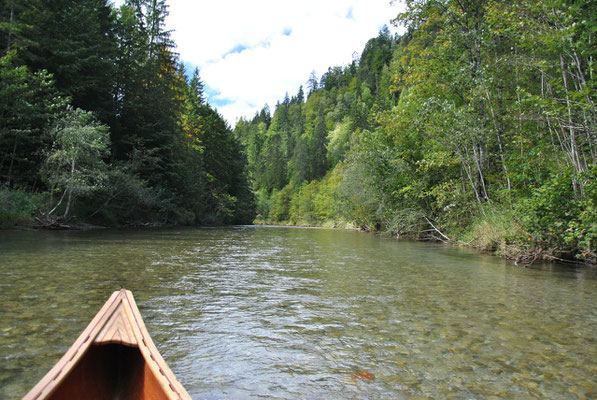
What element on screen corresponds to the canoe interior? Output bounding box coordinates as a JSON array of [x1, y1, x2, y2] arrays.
[[47, 343, 169, 400]]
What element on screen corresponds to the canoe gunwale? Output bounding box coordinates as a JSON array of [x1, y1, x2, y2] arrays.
[[22, 289, 191, 400]]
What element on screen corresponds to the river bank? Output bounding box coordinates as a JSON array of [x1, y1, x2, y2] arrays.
[[254, 216, 597, 267], [3, 198, 594, 267]]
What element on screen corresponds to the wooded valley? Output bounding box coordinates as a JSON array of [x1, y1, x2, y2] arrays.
[[1, 0, 595, 264]]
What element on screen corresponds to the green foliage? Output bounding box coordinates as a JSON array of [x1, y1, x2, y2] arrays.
[[336, 160, 380, 230], [326, 117, 352, 167], [14, 0, 117, 122], [270, 184, 293, 222], [358, 25, 394, 96], [309, 104, 329, 180], [0, 1, 254, 227], [88, 160, 163, 225], [521, 167, 596, 260], [2, 0, 595, 262], [259, 169, 342, 226], [288, 172, 339, 225], [0, 51, 65, 188], [42, 107, 110, 217], [195, 103, 255, 224], [0, 188, 40, 227], [111, 1, 183, 189], [462, 207, 526, 253], [236, 1, 595, 263]]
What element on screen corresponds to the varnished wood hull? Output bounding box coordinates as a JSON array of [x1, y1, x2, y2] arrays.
[[23, 289, 191, 400]]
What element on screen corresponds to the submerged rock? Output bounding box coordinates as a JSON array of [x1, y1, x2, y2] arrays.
[[351, 369, 375, 381]]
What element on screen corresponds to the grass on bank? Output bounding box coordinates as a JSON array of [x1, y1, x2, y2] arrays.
[[458, 208, 528, 258]]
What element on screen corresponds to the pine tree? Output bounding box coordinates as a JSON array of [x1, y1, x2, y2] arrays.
[[295, 85, 304, 104], [0, 51, 64, 189], [307, 70, 318, 97], [189, 67, 205, 105], [290, 133, 309, 184], [112, 0, 183, 190], [17, 0, 117, 123], [310, 103, 328, 180], [0, 0, 25, 55]]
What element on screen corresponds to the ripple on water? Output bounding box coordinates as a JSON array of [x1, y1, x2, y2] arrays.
[[0, 227, 596, 399]]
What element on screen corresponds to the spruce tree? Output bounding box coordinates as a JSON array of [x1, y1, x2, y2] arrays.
[[17, 0, 117, 123], [310, 103, 328, 180]]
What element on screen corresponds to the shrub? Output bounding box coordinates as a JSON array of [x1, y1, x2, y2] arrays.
[[462, 208, 525, 252], [520, 166, 596, 261], [0, 189, 40, 227]]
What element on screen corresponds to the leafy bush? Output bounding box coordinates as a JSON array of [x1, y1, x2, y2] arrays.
[[520, 166, 596, 261], [270, 185, 294, 222], [0, 189, 40, 227]]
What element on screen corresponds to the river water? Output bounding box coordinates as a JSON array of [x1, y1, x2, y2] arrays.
[[0, 226, 596, 399]]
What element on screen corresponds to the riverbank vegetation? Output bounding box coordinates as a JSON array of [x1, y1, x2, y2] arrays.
[[234, 0, 596, 264], [0, 0, 255, 228], [1, 0, 594, 264]]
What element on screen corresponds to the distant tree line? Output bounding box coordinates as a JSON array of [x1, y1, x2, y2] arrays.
[[234, 0, 596, 264], [0, 0, 255, 227]]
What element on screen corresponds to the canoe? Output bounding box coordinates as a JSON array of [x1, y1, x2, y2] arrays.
[[23, 289, 191, 400]]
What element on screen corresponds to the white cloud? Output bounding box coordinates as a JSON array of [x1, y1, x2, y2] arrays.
[[166, 0, 403, 125]]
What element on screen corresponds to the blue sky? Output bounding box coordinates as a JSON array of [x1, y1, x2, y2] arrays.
[[129, 0, 404, 125]]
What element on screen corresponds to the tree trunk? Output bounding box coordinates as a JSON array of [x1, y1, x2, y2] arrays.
[[48, 188, 67, 216], [560, 53, 583, 195], [6, 135, 18, 187], [7, 0, 14, 50], [484, 88, 511, 191], [63, 157, 76, 217]]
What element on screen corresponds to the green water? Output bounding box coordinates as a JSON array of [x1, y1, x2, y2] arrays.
[[1, 226, 596, 399]]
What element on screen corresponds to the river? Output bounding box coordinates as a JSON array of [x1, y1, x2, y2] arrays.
[[1, 226, 596, 399]]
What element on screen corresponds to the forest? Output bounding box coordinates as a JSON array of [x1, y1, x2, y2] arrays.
[[233, 0, 596, 264], [0, 0, 255, 227], [0, 0, 595, 264]]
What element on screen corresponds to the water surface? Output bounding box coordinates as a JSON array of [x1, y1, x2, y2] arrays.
[[1, 226, 596, 399]]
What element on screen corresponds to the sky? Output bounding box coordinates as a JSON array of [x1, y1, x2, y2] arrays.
[[117, 0, 404, 125]]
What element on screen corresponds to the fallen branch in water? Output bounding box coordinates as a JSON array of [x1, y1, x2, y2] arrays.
[[35, 214, 74, 230], [423, 216, 451, 243]]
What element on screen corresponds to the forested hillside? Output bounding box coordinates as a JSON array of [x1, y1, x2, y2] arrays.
[[234, 0, 596, 264], [1, 0, 594, 264], [0, 0, 255, 227]]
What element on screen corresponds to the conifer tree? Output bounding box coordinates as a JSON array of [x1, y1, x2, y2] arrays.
[[16, 0, 117, 123], [0, 52, 64, 189], [112, 0, 183, 190], [310, 103, 328, 180], [307, 70, 319, 96]]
